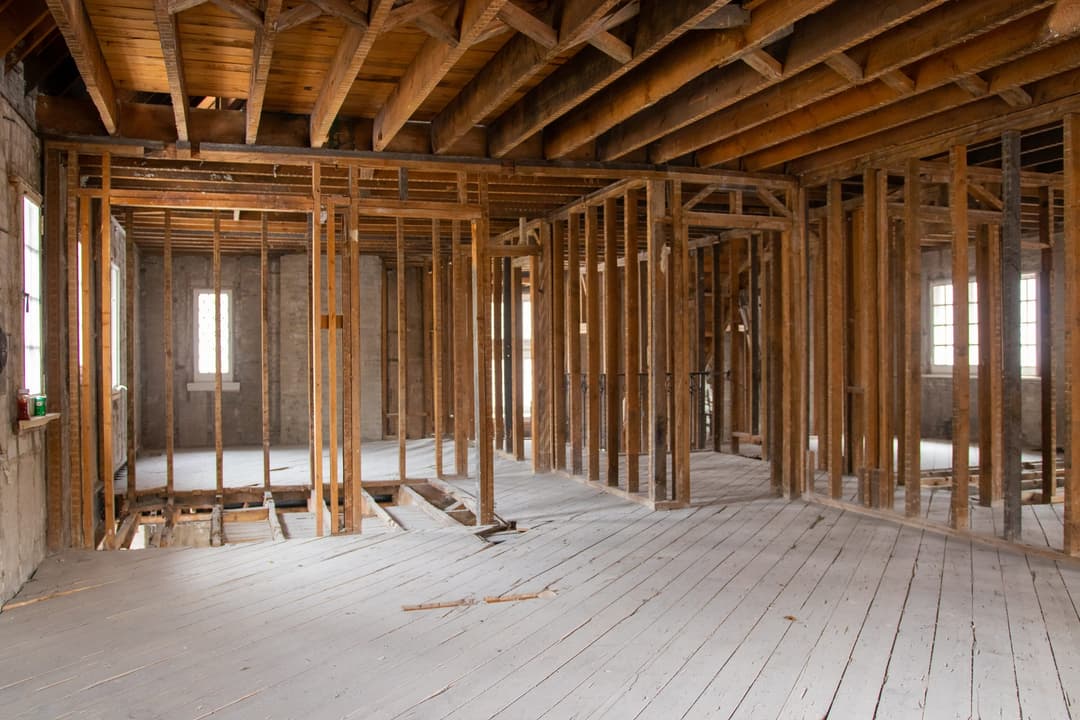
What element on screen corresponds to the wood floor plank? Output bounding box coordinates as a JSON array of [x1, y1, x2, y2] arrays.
[[921, 536, 975, 720]]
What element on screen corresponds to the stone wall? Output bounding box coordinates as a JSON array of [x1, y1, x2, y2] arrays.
[[0, 65, 46, 604]]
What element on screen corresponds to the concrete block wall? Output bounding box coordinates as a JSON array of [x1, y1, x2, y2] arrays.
[[0, 66, 46, 604]]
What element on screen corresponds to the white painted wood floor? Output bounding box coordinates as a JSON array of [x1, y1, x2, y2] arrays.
[[4, 441, 1080, 719]]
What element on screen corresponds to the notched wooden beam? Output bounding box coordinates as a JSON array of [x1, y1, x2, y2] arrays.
[[497, 1, 556, 48], [742, 47, 783, 80], [154, 0, 191, 143], [998, 85, 1033, 107], [824, 51, 863, 83], [954, 73, 989, 97], [587, 29, 632, 64], [879, 68, 915, 94]]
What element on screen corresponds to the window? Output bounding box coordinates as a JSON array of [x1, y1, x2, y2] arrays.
[[930, 274, 1038, 376], [22, 194, 43, 394], [112, 263, 123, 388], [930, 280, 978, 369], [193, 289, 232, 382]]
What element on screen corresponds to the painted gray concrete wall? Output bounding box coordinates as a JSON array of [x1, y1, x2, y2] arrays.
[[0, 67, 46, 604]]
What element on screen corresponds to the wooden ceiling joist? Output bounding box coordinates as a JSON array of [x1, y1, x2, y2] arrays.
[[679, 0, 1054, 167], [372, 0, 510, 152], [430, 0, 622, 155], [246, 0, 284, 144], [543, 0, 830, 160], [486, 0, 738, 158], [154, 0, 191, 143], [44, 0, 118, 134], [310, 0, 393, 149]]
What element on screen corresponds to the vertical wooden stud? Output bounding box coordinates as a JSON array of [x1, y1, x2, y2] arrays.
[[646, 180, 668, 501], [827, 180, 845, 499], [1039, 186, 1056, 503], [1001, 130, 1023, 541], [671, 182, 690, 504], [100, 154, 115, 543], [433, 219, 444, 477], [585, 205, 601, 482], [950, 147, 971, 530], [604, 197, 621, 486], [568, 215, 584, 474], [472, 177, 495, 524], [624, 189, 641, 492], [552, 219, 567, 471], [261, 214, 271, 492], [311, 166, 324, 536], [903, 159, 922, 517], [1063, 113, 1080, 554]]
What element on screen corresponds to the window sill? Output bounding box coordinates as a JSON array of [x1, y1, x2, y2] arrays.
[[187, 382, 240, 392], [17, 413, 61, 433]]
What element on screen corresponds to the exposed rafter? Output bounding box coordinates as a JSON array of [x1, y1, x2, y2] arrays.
[[310, 0, 394, 148], [246, 0, 284, 144], [154, 0, 191, 143], [44, 0, 119, 134], [487, 0, 740, 158], [430, 0, 622, 156], [373, 0, 510, 152]]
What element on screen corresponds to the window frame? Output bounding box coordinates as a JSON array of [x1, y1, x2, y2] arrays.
[[192, 288, 234, 383], [14, 178, 44, 395]]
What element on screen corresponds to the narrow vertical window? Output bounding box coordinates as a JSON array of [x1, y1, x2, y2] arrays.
[[22, 194, 43, 394], [194, 289, 232, 382]]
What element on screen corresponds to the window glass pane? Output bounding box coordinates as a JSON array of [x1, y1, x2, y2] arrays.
[[22, 195, 43, 394], [197, 290, 231, 376]]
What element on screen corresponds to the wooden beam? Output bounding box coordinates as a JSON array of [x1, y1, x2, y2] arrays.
[[311, 166, 324, 536], [742, 48, 783, 80], [976, 224, 1002, 507], [373, 0, 509, 152], [432, 219, 444, 477], [308, 0, 367, 26], [1038, 186, 1056, 505], [213, 211, 224, 502], [1000, 130, 1023, 541], [100, 155, 115, 544], [567, 214, 584, 474], [124, 211, 137, 506], [397, 172, 408, 480], [711, 243, 723, 453], [328, 203, 340, 532], [671, 181, 690, 504], [950, 147, 970, 530], [153, 0, 190, 143], [164, 210, 175, 510], [260, 215, 270, 491], [875, 172, 893, 509], [310, 0, 395, 148], [79, 193, 95, 546], [624, 188, 641, 493], [903, 159, 921, 517], [588, 30, 632, 65], [488, 0, 734, 157], [1065, 113, 1080, 554], [730, 235, 743, 455], [585, 205, 601, 482], [45, 0, 119, 134], [646, 179, 667, 501], [64, 153, 85, 546], [276, 1, 322, 31], [826, 180, 844, 499], [532, 221, 553, 472], [546, 0, 829, 159], [246, 0, 284, 144], [551, 219, 567, 471], [210, 0, 263, 27], [348, 188, 363, 531], [472, 177, 495, 524], [430, 0, 619, 153], [603, 197, 620, 486]]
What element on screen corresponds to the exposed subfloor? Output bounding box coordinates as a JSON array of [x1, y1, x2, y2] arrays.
[[5, 441, 1080, 719]]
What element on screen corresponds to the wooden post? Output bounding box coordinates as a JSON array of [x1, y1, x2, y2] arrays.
[[80, 194, 95, 546], [1001, 130, 1022, 541], [729, 235, 742, 455], [646, 180, 668, 501], [604, 197, 621, 486], [1064, 113, 1080, 555], [1039, 186, 1056, 503], [453, 201, 470, 476], [472, 177, 495, 524], [511, 265, 525, 461], [552, 219, 567, 471], [624, 189, 641, 492], [100, 154, 115, 543], [585, 205, 601, 482], [671, 182, 690, 505], [124, 211, 136, 506], [567, 215, 584, 474], [163, 210, 175, 511], [261, 214, 271, 492], [311, 166, 324, 536], [712, 245, 723, 452], [348, 191, 362, 532], [793, 187, 810, 498], [532, 222, 553, 472], [327, 205, 339, 533], [950, 147, 970, 530], [433, 219, 445, 477], [493, 257, 504, 451], [397, 170, 408, 481], [781, 217, 796, 497], [44, 152, 63, 549], [750, 235, 761, 437], [827, 180, 844, 499], [875, 172, 893, 509], [851, 207, 866, 486], [903, 159, 922, 518], [64, 154, 85, 546], [213, 211, 223, 503], [861, 171, 880, 508], [976, 224, 1003, 506]]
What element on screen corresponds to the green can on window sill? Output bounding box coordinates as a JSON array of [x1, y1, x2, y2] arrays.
[[32, 395, 47, 417]]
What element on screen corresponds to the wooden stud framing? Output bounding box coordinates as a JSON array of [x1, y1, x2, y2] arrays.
[[64, 152, 85, 546], [730, 234, 743, 456], [164, 210, 175, 509], [45, 151, 64, 549], [1000, 129, 1022, 541], [603, 197, 620, 486], [902, 158, 921, 517], [311, 166, 324, 536], [950, 147, 971, 529], [585, 205, 601, 482], [328, 204, 339, 532], [511, 265, 525, 461], [348, 184, 363, 531], [671, 181, 690, 505], [397, 171, 408, 481], [453, 203, 470, 477], [213, 210, 223, 502], [552, 219, 567, 471], [125, 211, 136, 506], [1038, 186, 1056, 504], [432, 219, 445, 477], [568, 214, 584, 475], [976, 224, 1003, 507], [472, 176, 495, 524], [712, 245, 723, 453], [624, 188, 641, 492], [1064, 113, 1080, 555], [532, 222, 553, 472], [826, 180, 844, 499], [646, 179, 668, 501], [875, 171, 893, 509], [261, 214, 270, 492], [100, 153, 115, 543], [493, 257, 505, 451]]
